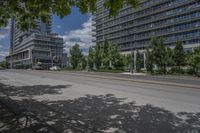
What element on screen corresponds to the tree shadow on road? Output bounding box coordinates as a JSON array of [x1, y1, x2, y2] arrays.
[[39, 94, 200, 133], [0, 83, 200, 133], [0, 83, 72, 133], [0, 83, 71, 97]]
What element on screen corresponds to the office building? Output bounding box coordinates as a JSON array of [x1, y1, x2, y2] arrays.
[[94, 0, 200, 53], [61, 53, 69, 68], [6, 18, 64, 69]]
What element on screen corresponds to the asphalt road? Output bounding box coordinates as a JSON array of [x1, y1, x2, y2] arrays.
[[0, 70, 200, 133]]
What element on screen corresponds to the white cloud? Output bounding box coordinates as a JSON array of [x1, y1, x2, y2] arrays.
[[59, 16, 95, 54], [0, 51, 8, 56]]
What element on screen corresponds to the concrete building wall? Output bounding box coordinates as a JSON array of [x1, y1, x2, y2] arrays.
[[7, 17, 64, 69], [94, 0, 200, 52]]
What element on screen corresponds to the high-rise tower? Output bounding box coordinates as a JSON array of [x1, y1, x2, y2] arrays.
[[7, 18, 64, 69], [94, 0, 200, 53]]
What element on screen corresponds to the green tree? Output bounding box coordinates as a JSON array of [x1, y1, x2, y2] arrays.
[[0, 61, 10, 69], [88, 46, 94, 70], [70, 44, 83, 69], [147, 37, 174, 74], [110, 44, 124, 70], [122, 54, 131, 70], [136, 50, 142, 72], [150, 37, 166, 73], [126, 54, 131, 70], [186, 47, 200, 75], [112, 53, 124, 70], [94, 43, 102, 69], [108, 43, 119, 69], [102, 39, 110, 68], [173, 41, 185, 69], [145, 47, 154, 73], [164, 47, 173, 74], [82, 56, 87, 70], [0, 0, 138, 30]]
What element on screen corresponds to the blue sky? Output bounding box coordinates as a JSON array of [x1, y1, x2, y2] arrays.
[[0, 7, 93, 61]]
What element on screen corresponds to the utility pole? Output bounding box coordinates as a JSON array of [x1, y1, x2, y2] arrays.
[[130, 48, 134, 74], [10, 54, 13, 69], [134, 50, 137, 72], [51, 56, 54, 67]]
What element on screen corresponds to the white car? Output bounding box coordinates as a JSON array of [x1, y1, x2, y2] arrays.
[[0, 66, 5, 70], [50, 66, 61, 71]]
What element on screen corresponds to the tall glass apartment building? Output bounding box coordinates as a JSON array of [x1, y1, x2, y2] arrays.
[[7, 18, 64, 69], [94, 0, 200, 52]]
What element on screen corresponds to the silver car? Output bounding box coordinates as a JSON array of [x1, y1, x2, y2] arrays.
[[50, 66, 61, 71]]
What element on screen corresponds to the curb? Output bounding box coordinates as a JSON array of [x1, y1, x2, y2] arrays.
[[44, 71, 200, 89]]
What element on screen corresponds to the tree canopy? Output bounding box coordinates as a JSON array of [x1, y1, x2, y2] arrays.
[[136, 50, 142, 72], [173, 41, 185, 67], [0, 0, 138, 30], [186, 47, 200, 75], [88, 46, 95, 70], [70, 44, 83, 69], [148, 37, 174, 74], [0, 61, 10, 69], [94, 43, 102, 69], [102, 39, 110, 68]]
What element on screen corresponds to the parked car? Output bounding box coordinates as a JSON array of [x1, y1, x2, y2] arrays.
[[50, 66, 61, 71], [32, 65, 44, 70], [0, 66, 5, 70]]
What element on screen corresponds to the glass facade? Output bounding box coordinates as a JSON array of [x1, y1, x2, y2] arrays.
[[7, 18, 64, 68], [94, 0, 200, 51]]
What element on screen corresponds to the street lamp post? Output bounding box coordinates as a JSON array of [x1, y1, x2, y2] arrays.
[[130, 48, 134, 74], [10, 54, 13, 70]]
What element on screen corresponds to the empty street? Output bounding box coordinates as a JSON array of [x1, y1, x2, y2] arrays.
[[0, 70, 200, 133]]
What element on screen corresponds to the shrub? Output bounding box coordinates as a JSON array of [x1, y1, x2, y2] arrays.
[[185, 67, 195, 75], [170, 67, 185, 74]]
